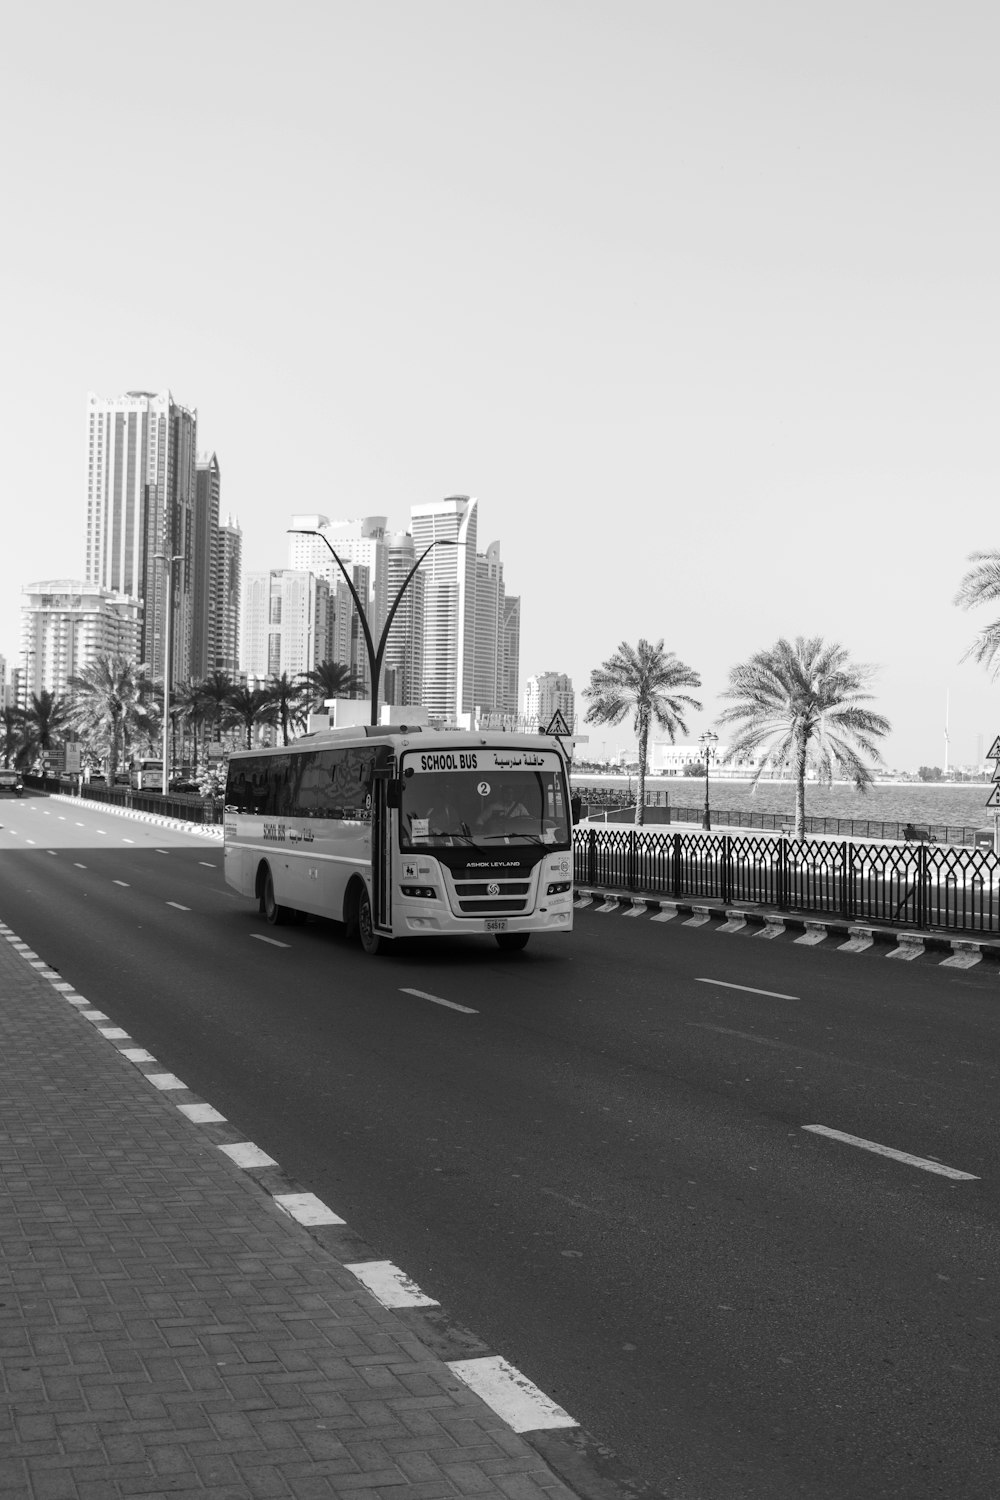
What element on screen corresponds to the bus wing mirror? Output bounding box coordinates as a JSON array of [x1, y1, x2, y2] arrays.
[[386, 780, 402, 809], [571, 794, 582, 826]]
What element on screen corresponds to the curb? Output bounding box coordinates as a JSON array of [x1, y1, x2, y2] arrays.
[[47, 791, 224, 839], [573, 889, 1000, 968]]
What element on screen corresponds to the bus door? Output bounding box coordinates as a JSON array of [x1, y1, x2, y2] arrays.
[[370, 755, 393, 933]]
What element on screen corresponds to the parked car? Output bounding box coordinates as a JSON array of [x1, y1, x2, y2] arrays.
[[168, 769, 199, 793], [113, 771, 131, 786], [87, 770, 107, 784], [0, 768, 24, 797]]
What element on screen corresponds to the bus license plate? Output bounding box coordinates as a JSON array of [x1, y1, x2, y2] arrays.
[[485, 919, 508, 933]]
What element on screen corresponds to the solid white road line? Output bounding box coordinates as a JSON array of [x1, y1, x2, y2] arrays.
[[345, 1260, 439, 1308], [274, 1192, 345, 1227], [803, 1124, 979, 1180], [696, 977, 800, 1001], [400, 986, 478, 1014], [250, 934, 290, 948], [447, 1355, 577, 1433]]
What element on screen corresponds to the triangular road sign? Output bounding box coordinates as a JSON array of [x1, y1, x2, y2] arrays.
[[992, 761, 1000, 783], [987, 735, 1000, 760], [986, 784, 1000, 807], [544, 709, 571, 737]]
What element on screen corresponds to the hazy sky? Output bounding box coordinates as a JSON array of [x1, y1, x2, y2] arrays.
[[2, 0, 998, 768]]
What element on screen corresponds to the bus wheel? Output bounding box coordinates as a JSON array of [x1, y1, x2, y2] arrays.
[[495, 932, 530, 952], [357, 886, 389, 956], [262, 866, 290, 926]]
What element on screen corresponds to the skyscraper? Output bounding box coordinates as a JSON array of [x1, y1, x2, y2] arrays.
[[501, 595, 521, 714], [84, 390, 197, 686], [242, 571, 330, 681], [192, 453, 220, 681], [523, 672, 575, 731], [473, 540, 505, 713], [214, 515, 242, 676], [289, 515, 389, 695], [410, 495, 478, 720], [383, 531, 426, 706], [20, 581, 142, 702]]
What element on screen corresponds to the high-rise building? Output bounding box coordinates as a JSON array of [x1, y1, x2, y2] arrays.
[[382, 531, 425, 707], [213, 515, 242, 676], [289, 515, 388, 696], [84, 390, 198, 685], [501, 595, 520, 714], [473, 541, 505, 713], [523, 672, 575, 731], [242, 570, 331, 682], [410, 495, 478, 720], [20, 581, 142, 703], [192, 453, 221, 681]]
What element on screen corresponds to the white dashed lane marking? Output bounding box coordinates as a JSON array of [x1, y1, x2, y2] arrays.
[[166, 901, 191, 911], [400, 987, 478, 1015], [696, 977, 800, 1001], [113, 880, 129, 887], [74, 863, 87, 869], [199, 861, 216, 868], [250, 934, 290, 948], [803, 1125, 978, 1180]]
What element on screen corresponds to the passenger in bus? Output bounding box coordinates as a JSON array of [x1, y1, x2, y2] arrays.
[[427, 796, 468, 840]]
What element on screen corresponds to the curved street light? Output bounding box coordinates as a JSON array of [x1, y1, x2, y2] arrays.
[[699, 730, 719, 831], [288, 529, 460, 726]]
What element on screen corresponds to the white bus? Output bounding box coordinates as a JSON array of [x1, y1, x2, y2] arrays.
[[223, 725, 577, 954], [130, 758, 164, 790]]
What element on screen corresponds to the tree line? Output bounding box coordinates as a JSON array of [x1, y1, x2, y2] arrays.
[[0, 657, 361, 782]]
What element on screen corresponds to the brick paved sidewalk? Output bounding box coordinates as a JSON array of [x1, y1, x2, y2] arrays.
[[0, 928, 584, 1500]]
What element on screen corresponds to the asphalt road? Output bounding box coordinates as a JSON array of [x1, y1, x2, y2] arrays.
[[3, 792, 1000, 1498]]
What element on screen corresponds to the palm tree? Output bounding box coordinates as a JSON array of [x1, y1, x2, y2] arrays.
[[225, 685, 278, 749], [298, 660, 361, 710], [718, 636, 891, 839], [197, 670, 237, 749], [64, 655, 153, 775], [24, 690, 71, 767], [954, 551, 1000, 675], [267, 672, 308, 746], [584, 639, 702, 825], [1, 706, 26, 768]]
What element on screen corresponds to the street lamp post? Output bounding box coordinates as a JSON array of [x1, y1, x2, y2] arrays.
[[699, 730, 719, 830], [287, 530, 460, 726], [154, 553, 183, 796]]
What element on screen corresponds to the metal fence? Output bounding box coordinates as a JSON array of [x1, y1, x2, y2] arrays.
[[572, 786, 986, 847], [573, 826, 1000, 935], [26, 776, 224, 827]]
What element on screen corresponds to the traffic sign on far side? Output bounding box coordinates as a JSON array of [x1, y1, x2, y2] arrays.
[[986, 784, 1000, 808], [987, 735, 1000, 760], [545, 709, 572, 737]]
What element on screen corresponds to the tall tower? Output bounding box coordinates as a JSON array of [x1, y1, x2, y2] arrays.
[[410, 495, 478, 720], [192, 453, 220, 681], [20, 581, 142, 701], [473, 540, 505, 713], [214, 515, 242, 676], [242, 571, 330, 682], [84, 390, 197, 686], [501, 595, 520, 713], [289, 514, 388, 695], [383, 530, 426, 706]]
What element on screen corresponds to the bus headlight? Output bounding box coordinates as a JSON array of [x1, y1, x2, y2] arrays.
[[401, 885, 437, 900], [546, 880, 572, 895]]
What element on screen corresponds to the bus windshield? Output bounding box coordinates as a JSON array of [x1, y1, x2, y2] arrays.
[[399, 748, 571, 851]]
